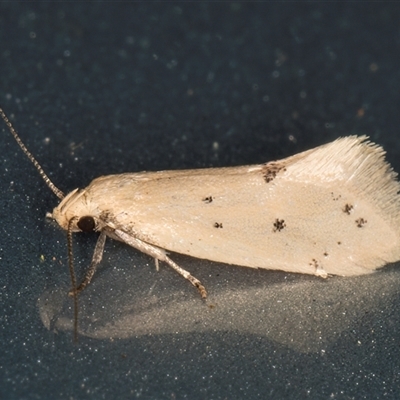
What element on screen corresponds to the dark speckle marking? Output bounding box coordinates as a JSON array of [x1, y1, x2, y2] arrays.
[[214, 222, 223, 228], [343, 204, 353, 214], [202, 196, 213, 203], [261, 161, 287, 183], [337, 241, 342, 245], [323, 252, 328, 257], [355, 218, 367, 228], [331, 192, 342, 201], [309, 258, 319, 268], [273, 218, 286, 232]]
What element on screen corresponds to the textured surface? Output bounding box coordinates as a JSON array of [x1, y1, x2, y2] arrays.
[[1, 3, 400, 399]]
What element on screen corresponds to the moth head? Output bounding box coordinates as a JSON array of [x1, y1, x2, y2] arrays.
[[48, 188, 101, 233]]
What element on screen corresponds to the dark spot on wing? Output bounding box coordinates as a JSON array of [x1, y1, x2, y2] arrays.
[[355, 218, 367, 228], [202, 196, 213, 203], [331, 192, 342, 201], [261, 161, 287, 183], [214, 222, 223, 228], [343, 204, 353, 214], [273, 218, 286, 232]]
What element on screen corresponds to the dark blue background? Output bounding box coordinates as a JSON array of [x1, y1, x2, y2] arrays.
[[1, 3, 400, 399]]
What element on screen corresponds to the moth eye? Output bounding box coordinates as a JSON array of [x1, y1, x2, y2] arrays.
[[77, 216, 96, 232]]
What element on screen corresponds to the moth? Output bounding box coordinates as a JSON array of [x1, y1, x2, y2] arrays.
[[3, 108, 400, 339]]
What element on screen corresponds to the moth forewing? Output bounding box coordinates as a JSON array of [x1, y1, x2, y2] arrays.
[[50, 135, 400, 281]]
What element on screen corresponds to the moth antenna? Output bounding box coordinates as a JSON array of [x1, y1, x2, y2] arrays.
[[67, 217, 79, 342], [0, 108, 65, 200]]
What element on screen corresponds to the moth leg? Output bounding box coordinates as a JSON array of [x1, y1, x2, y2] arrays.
[[68, 231, 107, 296], [112, 229, 207, 299]]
